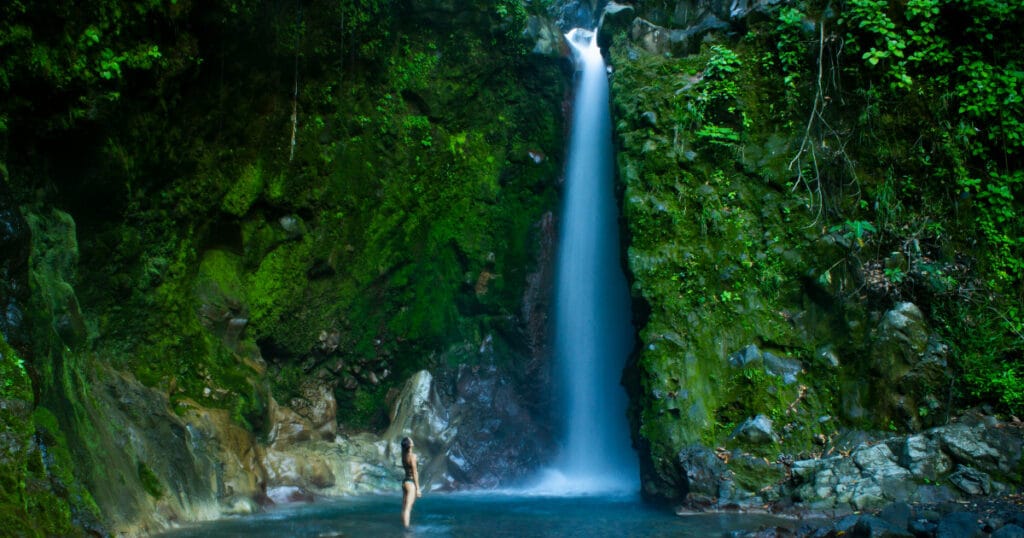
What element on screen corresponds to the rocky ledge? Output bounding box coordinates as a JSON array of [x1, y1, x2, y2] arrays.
[[674, 409, 1022, 534]]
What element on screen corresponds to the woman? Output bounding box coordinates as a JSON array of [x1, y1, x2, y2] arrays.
[[400, 436, 422, 528]]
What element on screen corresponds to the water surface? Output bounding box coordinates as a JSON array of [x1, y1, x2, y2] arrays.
[[159, 494, 795, 537]]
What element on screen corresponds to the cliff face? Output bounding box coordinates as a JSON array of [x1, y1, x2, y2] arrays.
[[607, 0, 1023, 505], [0, 1, 568, 534], [1, 0, 1022, 534]]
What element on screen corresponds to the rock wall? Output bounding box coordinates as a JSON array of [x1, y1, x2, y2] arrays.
[[0, 0, 571, 534], [606, 0, 1022, 508]]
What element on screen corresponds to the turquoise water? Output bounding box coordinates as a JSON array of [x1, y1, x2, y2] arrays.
[[158, 494, 795, 537]]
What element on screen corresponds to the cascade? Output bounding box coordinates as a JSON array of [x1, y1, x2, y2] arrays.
[[538, 28, 638, 494]]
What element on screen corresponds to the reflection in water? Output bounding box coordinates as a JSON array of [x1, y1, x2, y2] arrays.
[[158, 494, 799, 538]]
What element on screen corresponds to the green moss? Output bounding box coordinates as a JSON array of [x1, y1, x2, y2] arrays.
[[245, 237, 314, 330], [137, 462, 165, 499], [0, 341, 91, 537], [729, 455, 787, 493], [221, 162, 265, 217]]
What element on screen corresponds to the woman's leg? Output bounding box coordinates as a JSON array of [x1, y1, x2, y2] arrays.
[[401, 481, 415, 528]]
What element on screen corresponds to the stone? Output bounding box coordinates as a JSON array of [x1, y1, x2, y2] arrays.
[[901, 434, 952, 480], [938, 424, 1000, 473], [878, 303, 929, 354], [266, 485, 314, 504], [879, 501, 913, 530], [948, 465, 991, 496], [762, 352, 802, 384], [729, 344, 763, 368], [290, 380, 338, 439], [992, 525, 1024, 538], [730, 415, 778, 445], [852, 515, 913, 537], [677, 445, 729, 500], [522, 15, 563, 57], [266, 398, 314, 449], [220, 496, 259, 515], [936, 511, 984, 538], [909, 519, 938, 537]]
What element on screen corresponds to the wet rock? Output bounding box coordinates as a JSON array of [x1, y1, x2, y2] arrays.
[[731, 415, 778, 445], [993, 525, 1024, 538], [763, 352, 802, 385], [438, 363, 550, 488], [267, 398, 314, 448], [523, 15, 564, 57], [677, 445, 729, 503], [870, 302, 951, 430], [178, 404, 267, 506], [262, 448, 336, 491], [266, 485, 314, 504], [220, 496, 259, 515], [878, 303, 929, 354], [598, 2, 637, 40], [937, 511, 984, 538], [910, 519, 939, 537], [289, 380, 338, 440], [901, 434, 952, 480], [937, 423, 1001, 474], [852, 515, 913, 537], [879, 501, 913, 530], [729, 344, 763, 368], [948, 465, 992, 496]]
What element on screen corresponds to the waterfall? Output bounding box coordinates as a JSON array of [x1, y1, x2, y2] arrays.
[[536, 28, 638, 495]]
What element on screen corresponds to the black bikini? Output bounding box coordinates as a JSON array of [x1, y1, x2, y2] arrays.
[[402, 456, 415, 484]]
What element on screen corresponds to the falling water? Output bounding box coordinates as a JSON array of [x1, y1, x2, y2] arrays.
[[537, 28, 638, 494]]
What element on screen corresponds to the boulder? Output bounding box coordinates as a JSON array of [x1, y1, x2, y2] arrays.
[[179, 404, 267, 505], [947, 465, 991, 496], [869, 302, 951, 430], [878, 501, 913, 530], [522, 15, 564, 57], [993, 525, 1024, 538], [267, 397, 315, 449], [435, 364, 551, 488], [289, 380, 338, 440], [729, 344, 763, 368], [677, 445, 730, 503], [852, 515, 913, 537], [937, 423, 1002, 474], [730, 415, 778, 445], [901, 434, 952, 480], [763, 352, 802, 385], [937, 511, 985, 538]]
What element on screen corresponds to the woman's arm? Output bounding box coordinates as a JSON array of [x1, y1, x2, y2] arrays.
[[412, 454, 422, 497]]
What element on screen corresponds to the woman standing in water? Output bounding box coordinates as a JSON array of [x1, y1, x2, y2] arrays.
[[400, 437, 422, 528]]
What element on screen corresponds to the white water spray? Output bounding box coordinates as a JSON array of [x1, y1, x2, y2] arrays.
[[534, 29, 638, 495]]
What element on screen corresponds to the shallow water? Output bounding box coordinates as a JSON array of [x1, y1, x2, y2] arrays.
[[158, 493, 796, 538]]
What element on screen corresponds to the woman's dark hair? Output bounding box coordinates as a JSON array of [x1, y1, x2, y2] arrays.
[[401, 437, 413, 454]]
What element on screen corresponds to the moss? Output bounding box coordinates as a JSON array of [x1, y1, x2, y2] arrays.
[[346, 384, 390, 431], [221, 162, 265, 217], [137, 462, 165, 499], [245, 237, 314, 332], [729, 455, 787, 493], [0, 342, 87, 537]]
